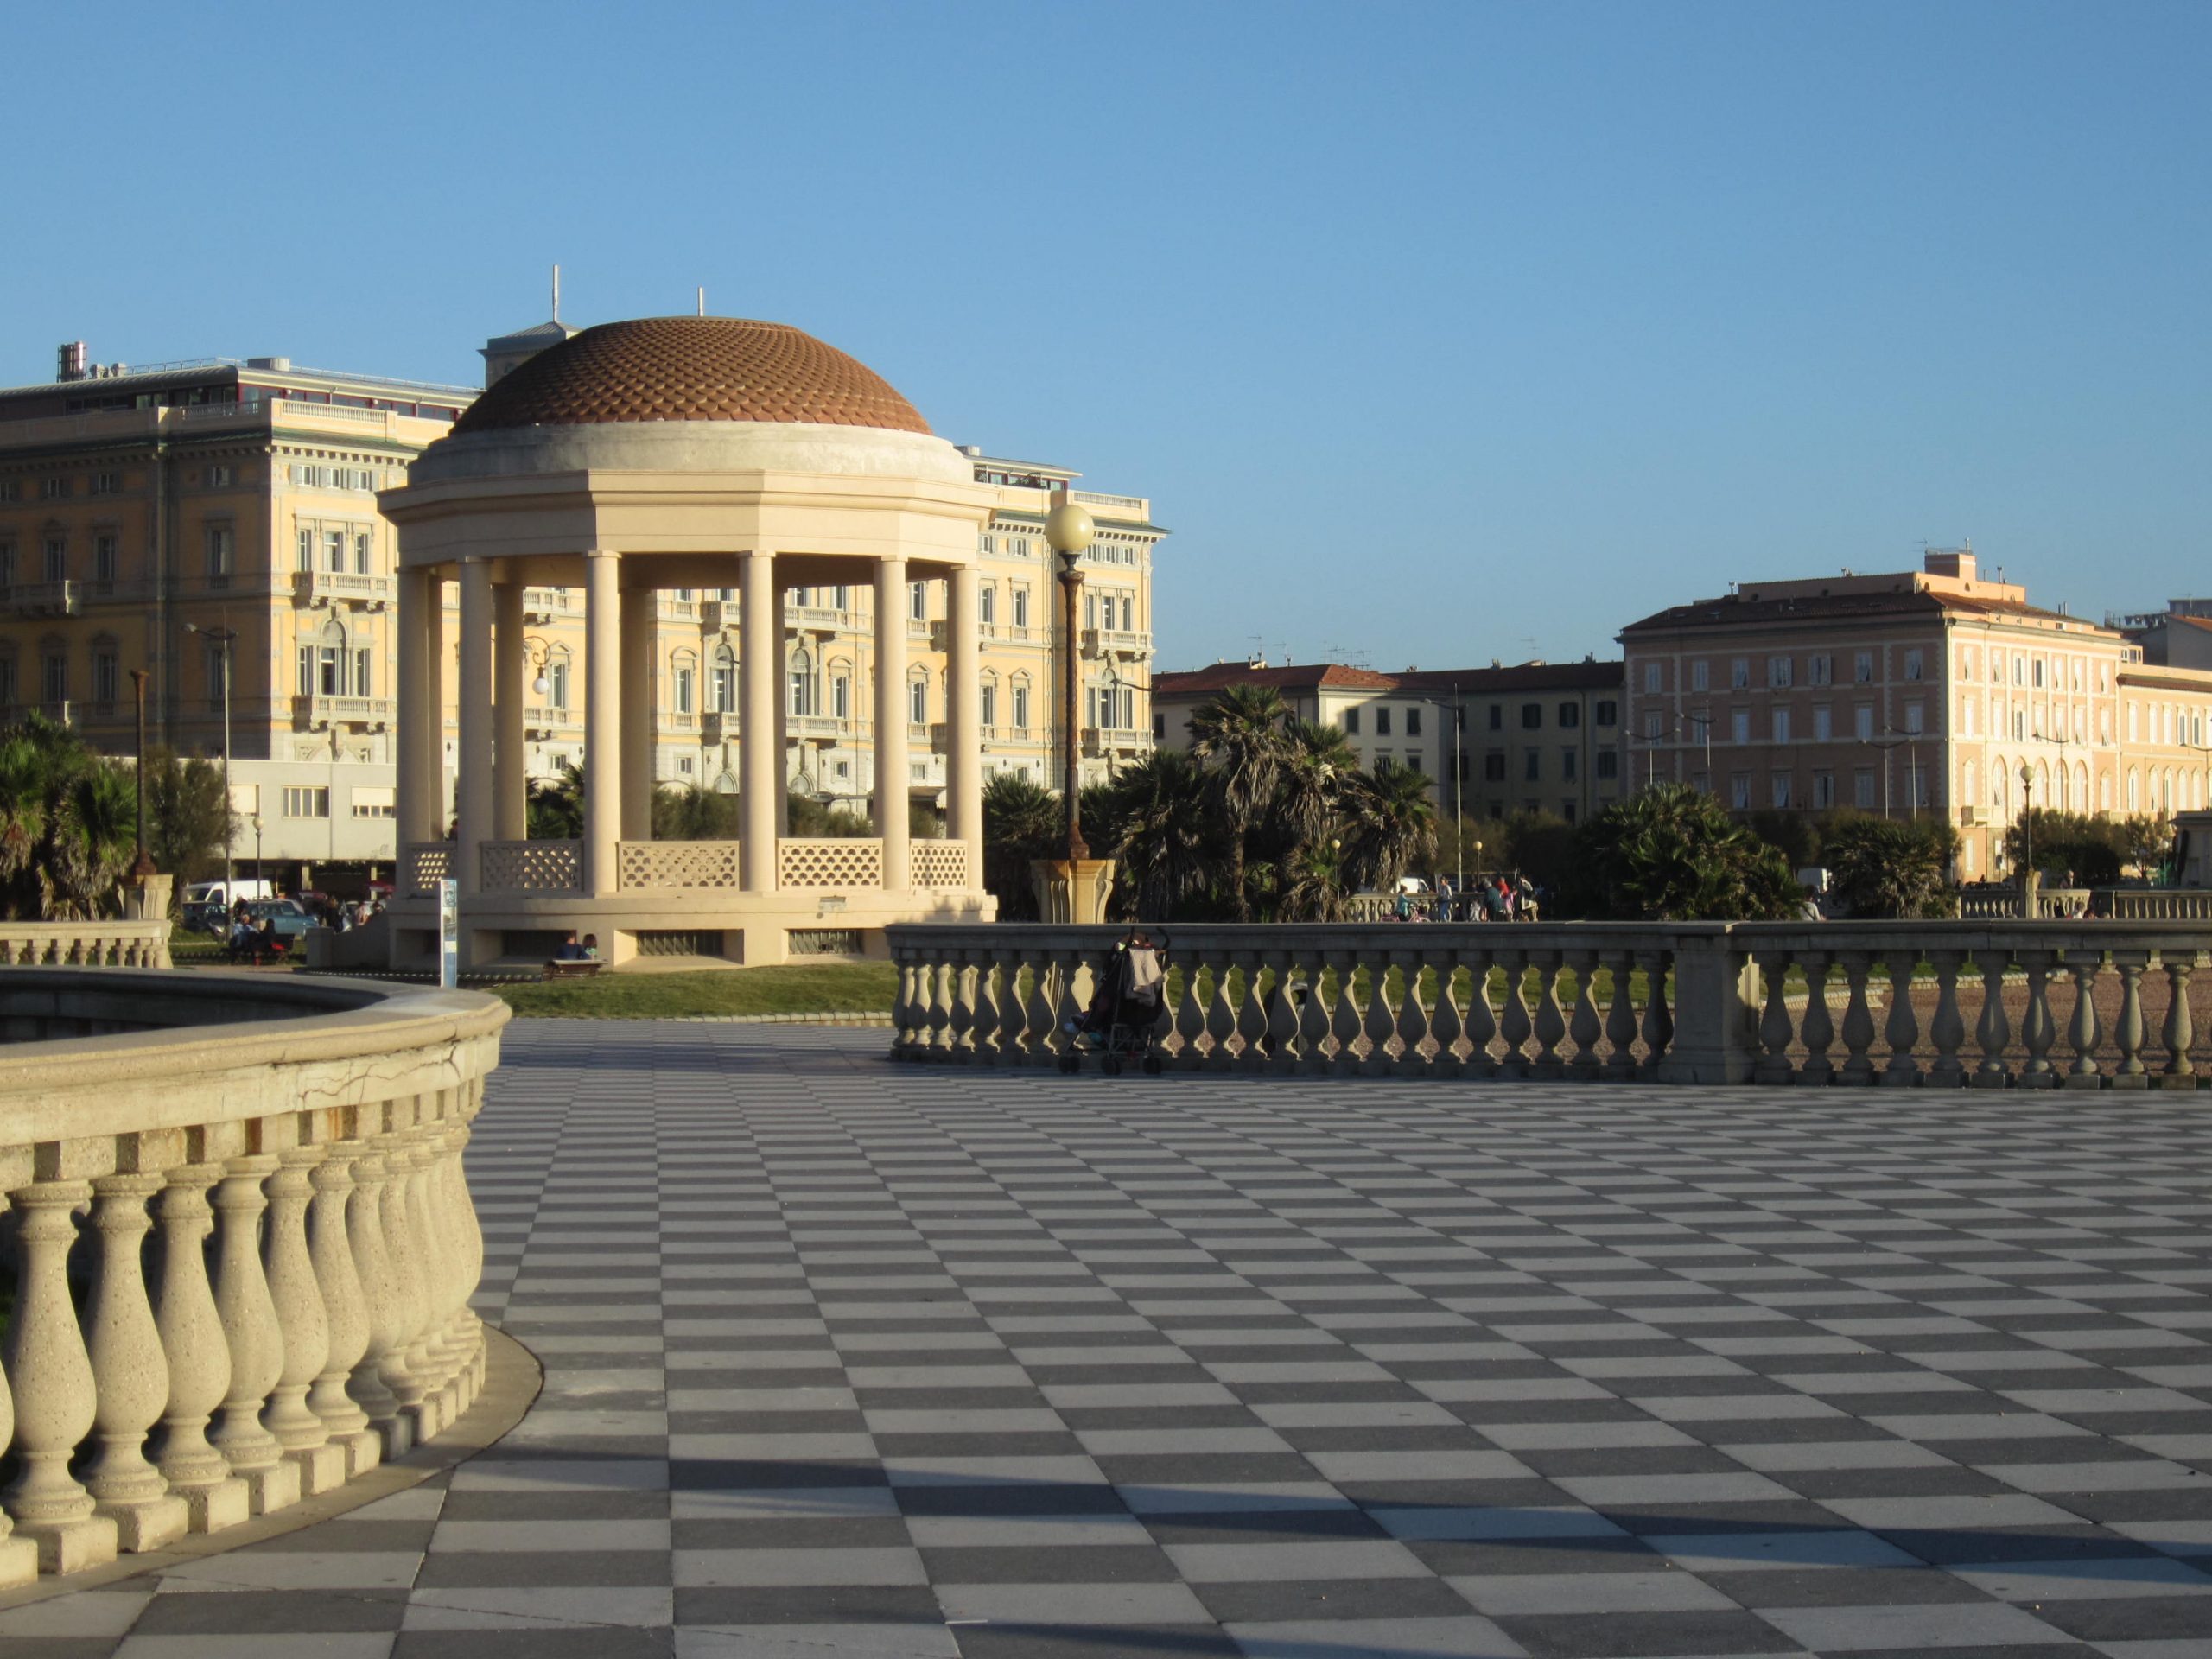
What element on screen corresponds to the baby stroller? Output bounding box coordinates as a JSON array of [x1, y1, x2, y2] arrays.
[[1061, 928, 1170, 1075]]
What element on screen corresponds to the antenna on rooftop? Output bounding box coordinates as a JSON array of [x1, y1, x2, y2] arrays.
[[551, 264, 561, 323]]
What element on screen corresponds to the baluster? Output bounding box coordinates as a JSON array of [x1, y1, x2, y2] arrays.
[[1973, 949, 2013, 1088], [4, 1172, 120, 1571], [972, 959, 1002, 1065], [1641, 953, 1674, 1076], [1360, 955, 1397, 1076], [395, 1128, 451, 1437], [1796, 950, 1836, 1084], [1755, 950, 1796, 1083], [1603, 951, 1640, 1082], [153, 1159, 250, 1530], [370, 1127, 433, 1443], [1297, 953, 1334, 1074], [1928, 949, 1968, 1086], [1530, 951, 1568, 1079], [893, 957, 923, 1051], [1170, 957, 1205, 1070], [1837, 951, 1877, 1085], [450, 1098, 490, 1397], [1236, 953, 1272, 1072], [1024, 950, 1057, 1067], [2063, 950, 2105, 1089], [945, 956, 976, 1062], [1464, 950, 1499, 1078], [1205, 957, 1240, 1071], [262, 1145, 346, 1491], [925, 960, 955, 1057], [1328, 952, 1363, 1074], [1430, 960, 1465, 1079], [1882, 954, 1922, 1085], [0, 1181, 31, 1591], [308, 1138, 379, 1475], [210, 1152, 302, 1514], [2161, 950, 2198, 1084], [428, 1114, 479, 1415], [84, 1155, 189, 1552], [1566, 950, 1603, 1081], [1393, 954, 1432, 1077], [2112, 952, 2149, 1086], [1268, 951, 1304, 1074], [1497, 950, 1533, 1077], [2019, 950, 2058, 1087], [346, 1137, 410, 1455]]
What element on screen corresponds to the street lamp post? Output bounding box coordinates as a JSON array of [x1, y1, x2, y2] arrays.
[[1045, 497, 1094, 861], [252, 813, 264, 889], [2018, 761, 2037, 918], [127, 667, 156, 882], [185, 622, 238, 896]]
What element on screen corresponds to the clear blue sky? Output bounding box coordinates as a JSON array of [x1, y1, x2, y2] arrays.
[[10, 2, 2207, 673]]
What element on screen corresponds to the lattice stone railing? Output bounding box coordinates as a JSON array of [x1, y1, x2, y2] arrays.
[[911, 841, 970, 890], [779, 837, 883, 888], [887, 918, 2212, 1089], [479, 840, 582, 893], [619, 840, 742, 889], [0, 972, 506, 1587], [0, 920, 170, 967], [402, 842, 454, 896]]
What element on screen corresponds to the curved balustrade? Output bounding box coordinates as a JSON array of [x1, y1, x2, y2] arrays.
[[0, 920, 168, 967], [888, 919, 2212, 1090], [0, 972, 505, 1587]]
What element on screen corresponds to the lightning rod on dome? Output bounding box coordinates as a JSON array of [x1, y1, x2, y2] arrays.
[[551, 264, 561, 323]]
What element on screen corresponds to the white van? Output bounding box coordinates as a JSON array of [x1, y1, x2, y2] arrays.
[[185, 878, 277, 908]]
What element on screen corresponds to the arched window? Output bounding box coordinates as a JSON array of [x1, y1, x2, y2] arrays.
[[1961, 760, 1978, 812], [907, 665, 929, 728], [789, 645, 816, 718], [711, 643, 736, 714], [1011, 672, 1033, 731], [2127, 768, 2139, 812], [980, 671, 999, 730], [670, 647, 697, 716]]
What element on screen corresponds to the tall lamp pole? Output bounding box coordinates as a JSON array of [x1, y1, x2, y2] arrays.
[[127, 668, 156, 881], [186, 622, 238, 896], [1044, 496, 1096, 861], [2018, 761, 2037, 918]]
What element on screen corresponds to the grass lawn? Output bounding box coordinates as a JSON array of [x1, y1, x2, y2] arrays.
[[493, 961, 898, 1020]]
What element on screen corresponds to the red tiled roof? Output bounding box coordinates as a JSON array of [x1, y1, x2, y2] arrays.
[[1154, 660, 1622, 698], [1622, 587, 2113, 635], [1394, 662, 1622, 693], [452, 316, 931, 436], [1153, 663, 1400, 696]]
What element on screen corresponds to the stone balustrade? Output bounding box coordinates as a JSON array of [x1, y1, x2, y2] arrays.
[[0, 971, 506, 1587], [402, 841, 454, 897], [887, 919, 2212, 1089], [0, 919, 169, 968], [480, 839, 582, 893], [2108, 889, 2212, 920]]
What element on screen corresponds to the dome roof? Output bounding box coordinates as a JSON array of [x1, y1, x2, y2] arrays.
[[450, 316, 932, 437]]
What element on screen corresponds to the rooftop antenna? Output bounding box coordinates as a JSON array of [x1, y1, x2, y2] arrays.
[[551, 264, 561, 323], [697, 287, 706, 317]]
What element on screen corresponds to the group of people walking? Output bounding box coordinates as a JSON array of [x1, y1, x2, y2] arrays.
[[1393, 873, 1541, 923]]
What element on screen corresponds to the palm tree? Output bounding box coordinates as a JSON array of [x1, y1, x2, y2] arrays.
[[0, 729, 50, 897], [1188, 683, 1289, 921], [1103, 748, 1215, 920], [1341, 759, 1438, 894], [982, 772, 1063, 920], [50, 762, 138, 918], [527, 758, 587, 840], [1277, 719, 1356, 854], [1281, 836, 1351, 922]]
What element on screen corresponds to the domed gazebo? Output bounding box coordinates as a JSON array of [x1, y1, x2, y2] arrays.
[[378, 316, 1000, 969]]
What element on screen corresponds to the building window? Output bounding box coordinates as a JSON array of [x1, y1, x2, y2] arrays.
[[0, 658, 15, 705], [40, 477, 70, 500], [1595, 750, 1618, 780], [1854, 770, 1876, 809], [355, 647, 372, 695], [90, 471, 119, 496], [909, 582, 927, 621], [1643, 709, 1663, 739], [981, 682, 997, 728], [1813, 771, 1834, 808], [1771, 774, 1792, 809], [1594, 700, 1617, 726], [1769, 656, 1792, 689], [296, 645, 314, 696], [1813, 705, 1833, 741], [42, 537, 66, 582], [1731, 773, 1751, 810], [283, 786, 331, 819], [549, 659, 570, 709], [319, 644, 343, 696], [351, 786, 397, 819], [1484, 753, 1506, 782], [207, 465, 233, 487], [1557, 702, 1579, 728], [1520, 702, 1541, 730], [92, 649, 118, 705], [1376, 707, 1392, 736], [1523, 751, 1541, 782], [1343, 708, 1360, 734], [833, 674, 850, 720], [207, 525, 235, 578], [1904, 702, 1924, 734], [909, 677, 927, 725], [674, 664, 696, 715], [1488, 704, 1503, 731], [0, 543, 13, 585], [710, 650, 734, 714], [1406, 708, 1421, 737], [1855, 705, 1874, 741], [1690, 660, 1709, 693], [296, 527, 312, 572], [41, 653, 66, 705], [1643, 663, 1662, 693], [1562, 748, 1578, 782], [354, 531, 372, 574], [1731, 709, 1751, 743], [1013, 683, 1030, 729], [1808, 654, 1832, 685], [1730, 658, 1750, 690], [1012, 588, 1029, 629], [1084, 592, 1096, 630], [1773, 709, 1791, 743], [1904, 648, 1924, 682], [1152, 712, 1165, 739], [1854, 651, 1874, 683], [93, 534, 116, 585], [980, 587, 995, 627]]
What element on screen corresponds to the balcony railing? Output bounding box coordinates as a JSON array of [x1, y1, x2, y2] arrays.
[[702, 709, 734, 745], [1068, 489, 1146, 512], [0, 918, 169, 967], [1082, 627, 1152, 658], [791, 715, 842, 741], [294, 569, 394, 609], [784, 602, 841, 632], [523, 587, 577, 622], [293, 694, 394, 730], [701, 599, 736, 632], [524, 703, 582, 734], [1, 581, 82, 617]]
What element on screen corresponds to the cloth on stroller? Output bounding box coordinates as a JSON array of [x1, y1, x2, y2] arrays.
[[1071, 930, 1167, 1052]]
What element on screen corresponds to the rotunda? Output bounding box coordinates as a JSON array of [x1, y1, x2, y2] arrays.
[[378, 316, 1000, 969]]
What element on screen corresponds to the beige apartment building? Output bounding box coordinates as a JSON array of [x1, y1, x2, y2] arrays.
[[1152, 658, 1626, 823], [0, 325, 1160, 869], [1622, 549, 2212, 878]]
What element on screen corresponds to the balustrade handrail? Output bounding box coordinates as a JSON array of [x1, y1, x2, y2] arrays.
[[0, 972, 505, 1586], [0, 918, 169, 968]]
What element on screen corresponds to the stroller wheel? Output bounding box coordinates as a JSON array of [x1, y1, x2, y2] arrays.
[[1058, 1053, 1079, 1074], [1141, 1055, 1163, 1075], [1102, 1055, 1123, 1077]]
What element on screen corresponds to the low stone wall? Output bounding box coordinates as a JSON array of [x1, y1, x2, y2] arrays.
[[0, 970, 508, 1586], [0, 919, 169, 969]]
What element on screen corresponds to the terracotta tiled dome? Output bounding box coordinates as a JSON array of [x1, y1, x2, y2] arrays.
[[452, 316, 931, 437]]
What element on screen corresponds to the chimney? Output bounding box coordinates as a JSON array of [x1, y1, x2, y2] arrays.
[[1924, 547, 1977, 583], [57, 341, 87, 382]]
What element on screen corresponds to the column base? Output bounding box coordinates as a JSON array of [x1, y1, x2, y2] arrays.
[[172, 1476, 251, 1534], [332, 1427, 384, 1478], [0, 1533, 35, 1589], [99, 1491, 190, 1554], [404, 1394, 448, 1443], [1031, 859, 1116, 925], [16, 1514, 118, 1575], [285, 1440, 351, 1497], [372, 1414, 416, 1460], [232, 1459, 302, 1516]]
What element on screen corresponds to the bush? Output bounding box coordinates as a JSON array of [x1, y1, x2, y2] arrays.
[[1821, 817, 1960, 918], [1561, 784, 1801, 921]]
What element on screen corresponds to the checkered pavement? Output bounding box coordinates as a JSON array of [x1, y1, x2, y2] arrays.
[[6, 1020, 2212, 1658]]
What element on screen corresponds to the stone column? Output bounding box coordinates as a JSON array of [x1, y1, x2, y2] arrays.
[[456, 560, 495, 899], [620, 582, 657, 840], [152, 1160, 249, 1532], [739, 550, 779, 892], [774, 583, 791, 839], [395, 566, 435, 845], [875, 555, 911, 892], [209, 1154, 301, 1515], [948, 565, 983, 884], [427, 574, 449, 836], [493, 575, 528, 841], [82, 1161, 189, 1552], [3, 1176, 118, 1572], [583, 550, 622, 898]]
